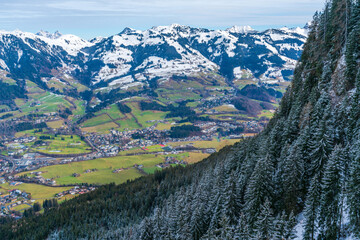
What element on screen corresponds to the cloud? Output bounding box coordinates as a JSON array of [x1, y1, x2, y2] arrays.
[[0, 10, 44, 19], [0, 0, 325, 38]]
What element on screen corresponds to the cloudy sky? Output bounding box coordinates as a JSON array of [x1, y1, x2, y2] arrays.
[[0, 0, 325, 39]]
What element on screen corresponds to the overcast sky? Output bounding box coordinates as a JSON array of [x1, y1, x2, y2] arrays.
[[0, 0, 325, 39]]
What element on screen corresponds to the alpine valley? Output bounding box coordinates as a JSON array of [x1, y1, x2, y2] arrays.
[[2, 0, 360, 239], [0, 24, 309, 204]]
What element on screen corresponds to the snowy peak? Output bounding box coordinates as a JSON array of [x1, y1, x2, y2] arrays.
[[36, 30, 62, 39], [0, 30, 93, 57], [120, 27, 137, 35], [226, 25, 255, 34], [149, 23, 191, 34], [53, 34, 94, 56]]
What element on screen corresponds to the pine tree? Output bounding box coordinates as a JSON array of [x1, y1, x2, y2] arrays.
[[152, 207, 164, 240], [234, 213, 250, 240], [280, 143, 305, 213], [139, 217, 153, 240], [222, 171, 241, 226], [303, 173, 321, 240], [348, 137, 360, 237], [318, 145, 345, 239], [253, 198, 275, 240], [309, 100, 334, 176], [33, 202, 41, 212], [244, 154, 275, 226], [192, 204, 205, 240]]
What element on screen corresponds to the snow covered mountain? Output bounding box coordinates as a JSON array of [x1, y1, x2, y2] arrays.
[[0, 24, 308, 90]]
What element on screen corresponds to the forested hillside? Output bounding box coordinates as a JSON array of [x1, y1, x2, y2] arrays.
[[1, 0, 360, 239]]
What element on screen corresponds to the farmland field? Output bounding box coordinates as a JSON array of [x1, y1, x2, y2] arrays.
[[17, 148, 211, 186], [33, 134, 92, 155], [98, 104, 124, 119], [82, 122, 119, 133], [19, 154, 165, 185], [82, 114, 112, 127], [46, 120, 65, 129], [167, 138, 241, 151], [0, 183, 71, 200]]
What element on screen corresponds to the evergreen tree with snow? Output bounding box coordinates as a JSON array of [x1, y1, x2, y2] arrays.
[[318, 145, 345, 239]]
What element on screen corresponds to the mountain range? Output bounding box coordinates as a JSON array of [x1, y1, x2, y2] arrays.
[[0, 24, 308, 92], [2, 0, 360, 239]]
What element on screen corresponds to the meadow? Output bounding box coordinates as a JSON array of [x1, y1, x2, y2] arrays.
[[167, 138, 241, 151], [33, 134, 92, 155], [0, 183, 71, 200], [19, 154, 166, 185], [17, 148, 210, 186]]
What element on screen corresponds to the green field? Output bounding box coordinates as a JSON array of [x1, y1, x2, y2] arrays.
[[18, 150, 203, 186], [167, 138, 241, 151], [47, 120, 65, 129], [98, 104, 124, 119], [0, 105, 10, 110], [0, 183, 71, 200], [11, 204, 31, 212], [155, 122, 173, 130], [126, 102, 168, 128], [82, 122, 119, 133], [20, 154, 165, 185], [116, 115, 141, 130], [258, 110, 275, 119], [82, 114, 113, 127], [33, 134, 92, 155], [212, 105, 237, 112]]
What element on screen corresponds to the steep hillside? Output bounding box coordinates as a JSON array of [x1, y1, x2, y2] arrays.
[[1, 0, 359, 239]]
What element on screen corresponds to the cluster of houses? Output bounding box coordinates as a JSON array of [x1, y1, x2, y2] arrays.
[[55, 186, 96, 198], [7, 143, 29, 156], [14, 172, 56, 186], [133, 164, 144, 169], [0, 159, 12, 176], [11, 154, 56, 174], [0, 188, 33, 217], [112, 165, 143, 173], [86, 132, 122, 147], [84, 169, 98, 174], [156, 156, 188, 169], [98, 145, 119, 156]]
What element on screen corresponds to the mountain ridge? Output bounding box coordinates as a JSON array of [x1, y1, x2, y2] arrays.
[[0, 24, 308, 91]]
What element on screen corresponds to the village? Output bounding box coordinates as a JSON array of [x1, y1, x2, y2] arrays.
[[0, 116, 259, 181], [0, 179, 96, 218], [0, 109, 262, 218]]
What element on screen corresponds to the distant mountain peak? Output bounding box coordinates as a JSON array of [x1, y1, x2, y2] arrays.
[[226, 25, 255, 34], [120, 27, 136, 35], [90, 36, 105, 44], [150, 23, 190, 33], [36, 30, 62, 39]]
